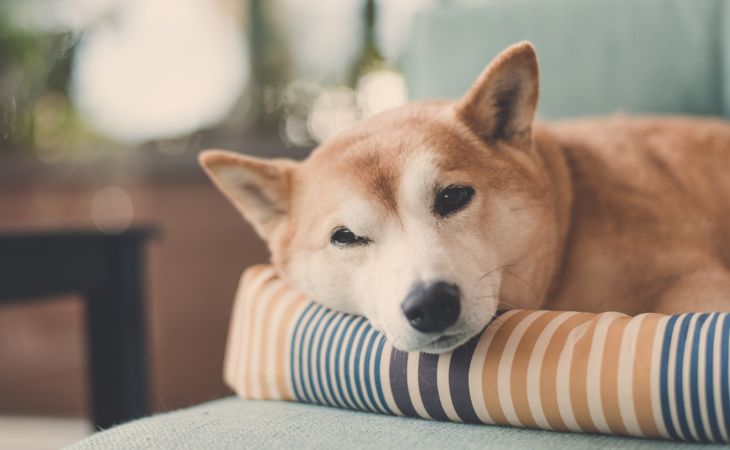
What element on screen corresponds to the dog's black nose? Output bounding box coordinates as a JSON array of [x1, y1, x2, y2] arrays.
[[401, 281, 461, 333]]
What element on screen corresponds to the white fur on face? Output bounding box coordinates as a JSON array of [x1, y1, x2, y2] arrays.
[[288, 151, 506, 353]]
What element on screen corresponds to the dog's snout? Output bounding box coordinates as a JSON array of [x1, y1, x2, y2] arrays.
[[401, 281, 461, 333]]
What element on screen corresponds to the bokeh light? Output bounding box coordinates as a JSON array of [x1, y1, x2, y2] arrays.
[[70, 0, 248, 143], [90, 185, 134, 234]]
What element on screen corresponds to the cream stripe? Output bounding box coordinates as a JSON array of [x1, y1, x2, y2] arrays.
[[468, 322, 500, 423], [379, 342, 403, 415], [616, 314, 644, 436], [357, 328, 378, 411], [263, 289, 291, 398], [526, 312, 576, 430], [223, 272, 251, 391], [317, 313, 341, 405], [697, 313, 713, 440], [308, 308, 332, 404], [498, 311, 547, 426], [309, 309, 334, 405], [337, 319, 358, 409], [666, 314, 685, 440], [326, 315, 349, 407], [277, 295, 308, 401], [247, 281, 280, 399], [682, 314, 700, 441], [236, 267, 274, 398], [650, 316, 670, 439], [292, 304, 319, 402], [347, 322, 369, 410], [267, 289, 300, 399], [586, 312, 623, 434], [436, 352, 461, 422], [369, 335, 387, 413], [714, 315, 728, 441], [407, 352, 431, 419], [555, 321, 585, 432], [469, 311, 521, 424]]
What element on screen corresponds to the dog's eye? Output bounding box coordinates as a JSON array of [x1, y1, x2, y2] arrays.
[[434, 185, 475, 217], [330, 227, 370, 247]]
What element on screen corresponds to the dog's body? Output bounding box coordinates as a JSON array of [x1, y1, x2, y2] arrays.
[[201, 42, 730, 353]]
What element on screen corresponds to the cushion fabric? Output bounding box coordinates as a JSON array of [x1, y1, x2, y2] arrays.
[[223, 265, 730, 443]]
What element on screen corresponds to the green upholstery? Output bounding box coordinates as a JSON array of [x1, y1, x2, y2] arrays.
[[66, 398, 726, 449], [406, 0, 729, 119]]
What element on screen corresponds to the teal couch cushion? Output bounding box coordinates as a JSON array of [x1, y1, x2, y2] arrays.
[[406, 0, 728, 119], [66, 398, 726, 449]]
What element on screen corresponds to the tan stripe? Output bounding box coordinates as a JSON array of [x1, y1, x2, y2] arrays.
[[482, 310, 535, 424], [275, 292, 309, 400], [256, 283, 291, 399], [633, 313, 662, 438], [600, 316, 630, 435], [241, 269, 278, 397], [568, 316, 601, 433], [228, 265, 270, 392], [539, 312, 594, 431], [510, 311, 562, 428]]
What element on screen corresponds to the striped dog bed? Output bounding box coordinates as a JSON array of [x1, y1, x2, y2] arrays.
[[224, 265, 730, 442]]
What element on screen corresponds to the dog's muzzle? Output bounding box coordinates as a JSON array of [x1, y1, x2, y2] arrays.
[[401, 281, 460, 333]]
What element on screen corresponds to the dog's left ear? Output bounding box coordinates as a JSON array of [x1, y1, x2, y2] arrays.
[[199, 149, 296, 241], [455, 41, 539, 151]]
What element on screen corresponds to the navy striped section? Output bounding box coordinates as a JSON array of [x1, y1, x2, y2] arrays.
[[448, 336, 480, 423], [389, 349, 416, 416], [658, 313, 730, 442], [418, 354, 449, 420], [290, 308, 390, 413]]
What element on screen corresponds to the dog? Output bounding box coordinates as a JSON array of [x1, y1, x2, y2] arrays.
[[200, 42, 730, 354]]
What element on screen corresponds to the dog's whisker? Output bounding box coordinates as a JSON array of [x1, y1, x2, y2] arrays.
[[510, 203, 554, 212], [503, 269, 540, 298], [478, 263, 519, 280]]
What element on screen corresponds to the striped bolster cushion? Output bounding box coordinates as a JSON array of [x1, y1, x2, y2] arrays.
[[224, 265, 730, 442]]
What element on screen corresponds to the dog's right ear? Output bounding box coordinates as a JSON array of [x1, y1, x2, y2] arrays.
[[455, 41, 539, 151], [199, 150, 296, 241]]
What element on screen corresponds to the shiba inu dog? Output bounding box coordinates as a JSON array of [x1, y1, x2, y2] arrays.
[[200, 42, 730, 353]]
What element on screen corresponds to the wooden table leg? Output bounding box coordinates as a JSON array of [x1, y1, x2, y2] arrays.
[[84, 239, 149, 430]]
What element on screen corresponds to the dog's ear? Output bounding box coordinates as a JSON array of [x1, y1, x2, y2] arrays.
[[455, 41, 539, 151], [199, 150, 296, 241]]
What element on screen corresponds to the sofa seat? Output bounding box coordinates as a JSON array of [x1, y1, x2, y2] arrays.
[[67, 398, 724, 449]]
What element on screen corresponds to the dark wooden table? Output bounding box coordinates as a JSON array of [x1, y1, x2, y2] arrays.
[[0, 227, 156, 429]]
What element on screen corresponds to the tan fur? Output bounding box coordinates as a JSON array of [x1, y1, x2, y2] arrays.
[[200, 42, 730, 351]]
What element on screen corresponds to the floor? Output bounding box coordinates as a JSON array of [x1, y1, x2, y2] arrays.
[[0, 416, 90, 450]]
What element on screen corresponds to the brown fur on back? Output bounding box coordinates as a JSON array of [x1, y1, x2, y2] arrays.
[[539, 116, 730, 314]]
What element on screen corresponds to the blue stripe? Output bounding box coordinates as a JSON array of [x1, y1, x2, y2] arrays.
[[351, 323, 372, 411], [704, 313, 721, 441], [721, 314, 730, 434], [389, 348, 417, 416], [674, 313, 694, 440], [322, 313, 348, 408], [298, 305, 324, 403], [361, 329, 383, 413], [418, 353, 449, 421], [313, 310, 339, 406], [332, 317, 358, 410], [307, 307, 331, 404], [660, 314, 680, 440], [372, 335, 394, 415], [289, 303, 315, 401], [689, 314, 709, 442], [342, 318, 367, 410]]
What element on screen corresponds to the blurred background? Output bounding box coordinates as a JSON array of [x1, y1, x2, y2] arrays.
[[2, 0, 728, 447]]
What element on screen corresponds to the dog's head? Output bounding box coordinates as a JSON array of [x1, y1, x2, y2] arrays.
[[201, 42, 560, 353]]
